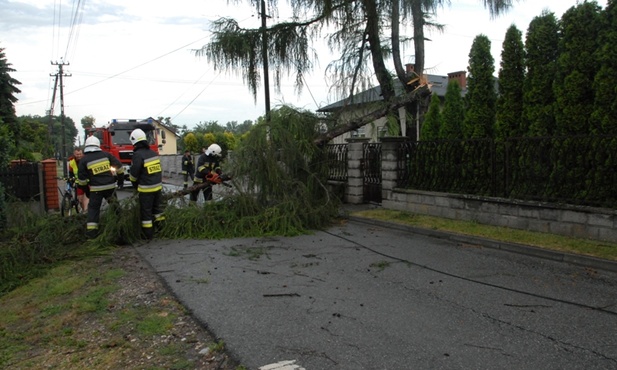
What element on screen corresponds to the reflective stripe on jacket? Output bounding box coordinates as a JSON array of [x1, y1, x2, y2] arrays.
[[77, 151, 124, 192]]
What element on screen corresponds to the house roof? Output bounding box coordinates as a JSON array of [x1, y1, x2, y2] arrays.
[[317, 73, 466, 113], [148, 117, 181, 138]]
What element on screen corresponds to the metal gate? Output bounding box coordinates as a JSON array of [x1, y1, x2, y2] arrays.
[[362, 143, 382, 204]]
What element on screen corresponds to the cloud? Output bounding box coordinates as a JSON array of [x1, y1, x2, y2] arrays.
[[1, 0, 52, 30]]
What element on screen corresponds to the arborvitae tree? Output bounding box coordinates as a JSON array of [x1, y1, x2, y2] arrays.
[[495, 25, 525, 141], [463, 34, 496, 139], [553, 1, 603, 135], [522, 11, 559, 137], [420, 93, 441, 140], [440, 80, 465, 139], [0, 46, 21, 158], [591, 0, 617, 134]]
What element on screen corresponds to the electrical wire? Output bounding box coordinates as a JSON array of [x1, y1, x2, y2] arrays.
[[63, 0, 85, 62], [156, 69, 211, 118], [51, 0, 60, 61], [171, 70, 222, 122], [64, 35, 211, 95]]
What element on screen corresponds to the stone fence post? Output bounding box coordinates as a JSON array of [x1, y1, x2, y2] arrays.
[[379, 137, 406, 203], [345, 138, 370, 204]]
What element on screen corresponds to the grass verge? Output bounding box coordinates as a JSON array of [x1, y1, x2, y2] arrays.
[[0, 247, 242, 370], [350, 209, 617, 262]]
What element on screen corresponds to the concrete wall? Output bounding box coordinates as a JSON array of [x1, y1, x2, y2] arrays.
[[160, 154, 184, 179], [381, 188, 617, 243]]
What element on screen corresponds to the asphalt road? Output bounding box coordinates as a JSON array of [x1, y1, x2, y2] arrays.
[[135, 219, 617, 370]]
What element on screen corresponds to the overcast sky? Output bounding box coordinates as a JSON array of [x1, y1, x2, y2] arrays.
[[2, 0, 609, 132]]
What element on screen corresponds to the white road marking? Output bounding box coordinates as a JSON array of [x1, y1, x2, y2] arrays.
[[259, 359, 306, 370]]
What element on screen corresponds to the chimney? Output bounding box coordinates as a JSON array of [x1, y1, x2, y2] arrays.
[[447, 71, 467, 90], [405, 63, 415, 74]]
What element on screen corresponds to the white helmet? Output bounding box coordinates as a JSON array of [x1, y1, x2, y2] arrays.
[[130, 129, 147, 146], [84, 136, 101, 152], [206, 143, 222, 157]]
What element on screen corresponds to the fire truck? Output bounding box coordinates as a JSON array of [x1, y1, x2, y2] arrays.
[[85, 118, 165, 180]]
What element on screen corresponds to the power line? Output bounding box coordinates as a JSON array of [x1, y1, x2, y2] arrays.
[[64, 35, 210, 95], [171, 70, 222, 122], [64, 0, 85, 62], [156, 69, 211, 118]]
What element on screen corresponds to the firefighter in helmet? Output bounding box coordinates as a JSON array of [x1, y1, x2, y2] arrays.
[[77, 135, 124, 239], [180, 149, 194, 189], [190, 143, 222, 202], [129, 129, 165, 239]]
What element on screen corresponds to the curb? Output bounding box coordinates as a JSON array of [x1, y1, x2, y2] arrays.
[[347, 216, 617, 274]]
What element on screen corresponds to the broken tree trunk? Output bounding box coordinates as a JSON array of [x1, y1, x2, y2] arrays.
[[313, 83, 431, 146], [163, 180, 231, 200]]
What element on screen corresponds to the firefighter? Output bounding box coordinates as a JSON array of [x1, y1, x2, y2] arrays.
[[180, 149, 194, 189], [77, 136, 124, 239], [68, 147, 89, 212], [129, 128, 165, 240], [190, 143, 222, 202]]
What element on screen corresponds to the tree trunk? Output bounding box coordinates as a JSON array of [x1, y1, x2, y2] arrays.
[[365, 0, 395, 103], [314, 84, 431, 146]]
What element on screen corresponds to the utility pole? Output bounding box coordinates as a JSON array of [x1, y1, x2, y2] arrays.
[[50, 60, 71, 178], [260, 0, 271, 121]]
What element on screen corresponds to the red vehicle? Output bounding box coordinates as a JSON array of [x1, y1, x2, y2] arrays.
[[85, 118, 164, 180]]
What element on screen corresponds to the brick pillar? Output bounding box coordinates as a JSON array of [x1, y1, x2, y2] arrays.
[[41, 159, 59, 211], [379, 137, 407, 203], [345, 138, 370, 204]]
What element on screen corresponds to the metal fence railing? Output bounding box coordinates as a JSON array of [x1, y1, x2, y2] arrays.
[[0, 163, 41, 201], [362, 143, 382, 203], [325, 144, 348, 182], [397, 135, 617, 208]]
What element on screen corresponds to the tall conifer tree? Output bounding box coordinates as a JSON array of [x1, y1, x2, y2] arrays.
[[0, 46, 21, 164], [420, 93, 441, 140], [463, 35, 496, 139], [554, 2, 603, 135], [591, 0, 617, 134], [440, 80, 465, 139], [522, 11, 559, 137], [495, 25, 525, 140]]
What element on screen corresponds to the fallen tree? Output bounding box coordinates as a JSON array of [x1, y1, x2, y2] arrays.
[[313, 83, 431, 146]]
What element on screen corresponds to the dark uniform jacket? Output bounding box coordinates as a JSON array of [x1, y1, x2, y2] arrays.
[[181, 153, 194, 174], [77, 151, 124, 192], [194, 153, 220, 182], [129, 146, 163, 193]]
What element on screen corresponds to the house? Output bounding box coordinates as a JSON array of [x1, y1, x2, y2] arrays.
[[317, 65, 467, 143], [149, 117, 180, 155]]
